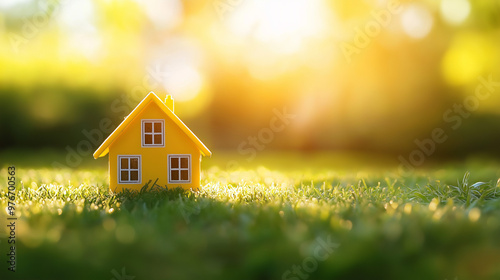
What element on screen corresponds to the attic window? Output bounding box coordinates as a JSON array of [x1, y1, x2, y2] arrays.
[[168, 154, 191, 183], [142, 119, 164, 147], [118, 155, 141, 184]]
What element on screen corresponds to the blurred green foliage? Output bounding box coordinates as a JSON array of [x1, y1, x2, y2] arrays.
[[0, 87, 124, 148]]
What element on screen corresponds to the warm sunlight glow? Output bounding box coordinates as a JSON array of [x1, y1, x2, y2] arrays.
[[227, 0, 327, 54], [137, 0, 183, 29], [440, 0, 470, 26], [401, 4, 434, 39], [57, 0, 101, 58], [0, 0, 30, 9], [3, 0, 500, 159], [149, 39, 205, 102], [57, 0, 96, 34], [161, 64, 203, 102]]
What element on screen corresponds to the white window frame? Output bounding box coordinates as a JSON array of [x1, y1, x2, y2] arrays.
[[141, 119, 165, 147], [168, 154, 191, 184], [118, 155, 142, 184]]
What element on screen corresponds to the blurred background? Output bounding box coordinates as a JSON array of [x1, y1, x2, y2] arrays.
[[1, 0, 500, 162]]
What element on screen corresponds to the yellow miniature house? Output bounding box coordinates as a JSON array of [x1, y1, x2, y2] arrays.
[[93, 92, 211, 192]]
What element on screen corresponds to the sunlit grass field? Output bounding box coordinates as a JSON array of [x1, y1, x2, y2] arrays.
[[2, 152, 500, 280]]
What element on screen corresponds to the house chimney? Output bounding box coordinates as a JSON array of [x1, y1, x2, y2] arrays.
[[165, 95, 174, 112]]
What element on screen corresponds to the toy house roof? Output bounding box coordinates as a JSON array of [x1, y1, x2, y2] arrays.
[[93, 92, 212, 159]]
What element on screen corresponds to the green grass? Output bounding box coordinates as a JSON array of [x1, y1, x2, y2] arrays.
[[2, 153, 500, 280]]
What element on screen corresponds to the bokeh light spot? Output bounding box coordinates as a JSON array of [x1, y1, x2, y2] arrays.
[[440, 0, 470, 26], [441, 33, 494, 86], [162, 65, 203, 102], [136, 0, 183, 30], [227, 0, 328, 54], [469, 208, 481, 222], [401, 4, 434, 39], [0, 0, 30, 9]]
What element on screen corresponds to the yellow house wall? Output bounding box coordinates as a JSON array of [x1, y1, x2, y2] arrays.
[[108, 101, 201, 192]]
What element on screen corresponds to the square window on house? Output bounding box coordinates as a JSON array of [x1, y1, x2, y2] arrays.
[[168, 155, 190, 183], [118, 156, 141, 184], [142, 120, 164, 147]]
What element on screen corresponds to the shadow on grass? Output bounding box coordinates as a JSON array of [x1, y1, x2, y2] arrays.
[[117, 178, 194, 202], [114, 179, 207, 224]]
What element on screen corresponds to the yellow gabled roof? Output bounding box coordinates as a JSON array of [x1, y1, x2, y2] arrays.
[[93, 92, 212, 159]]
